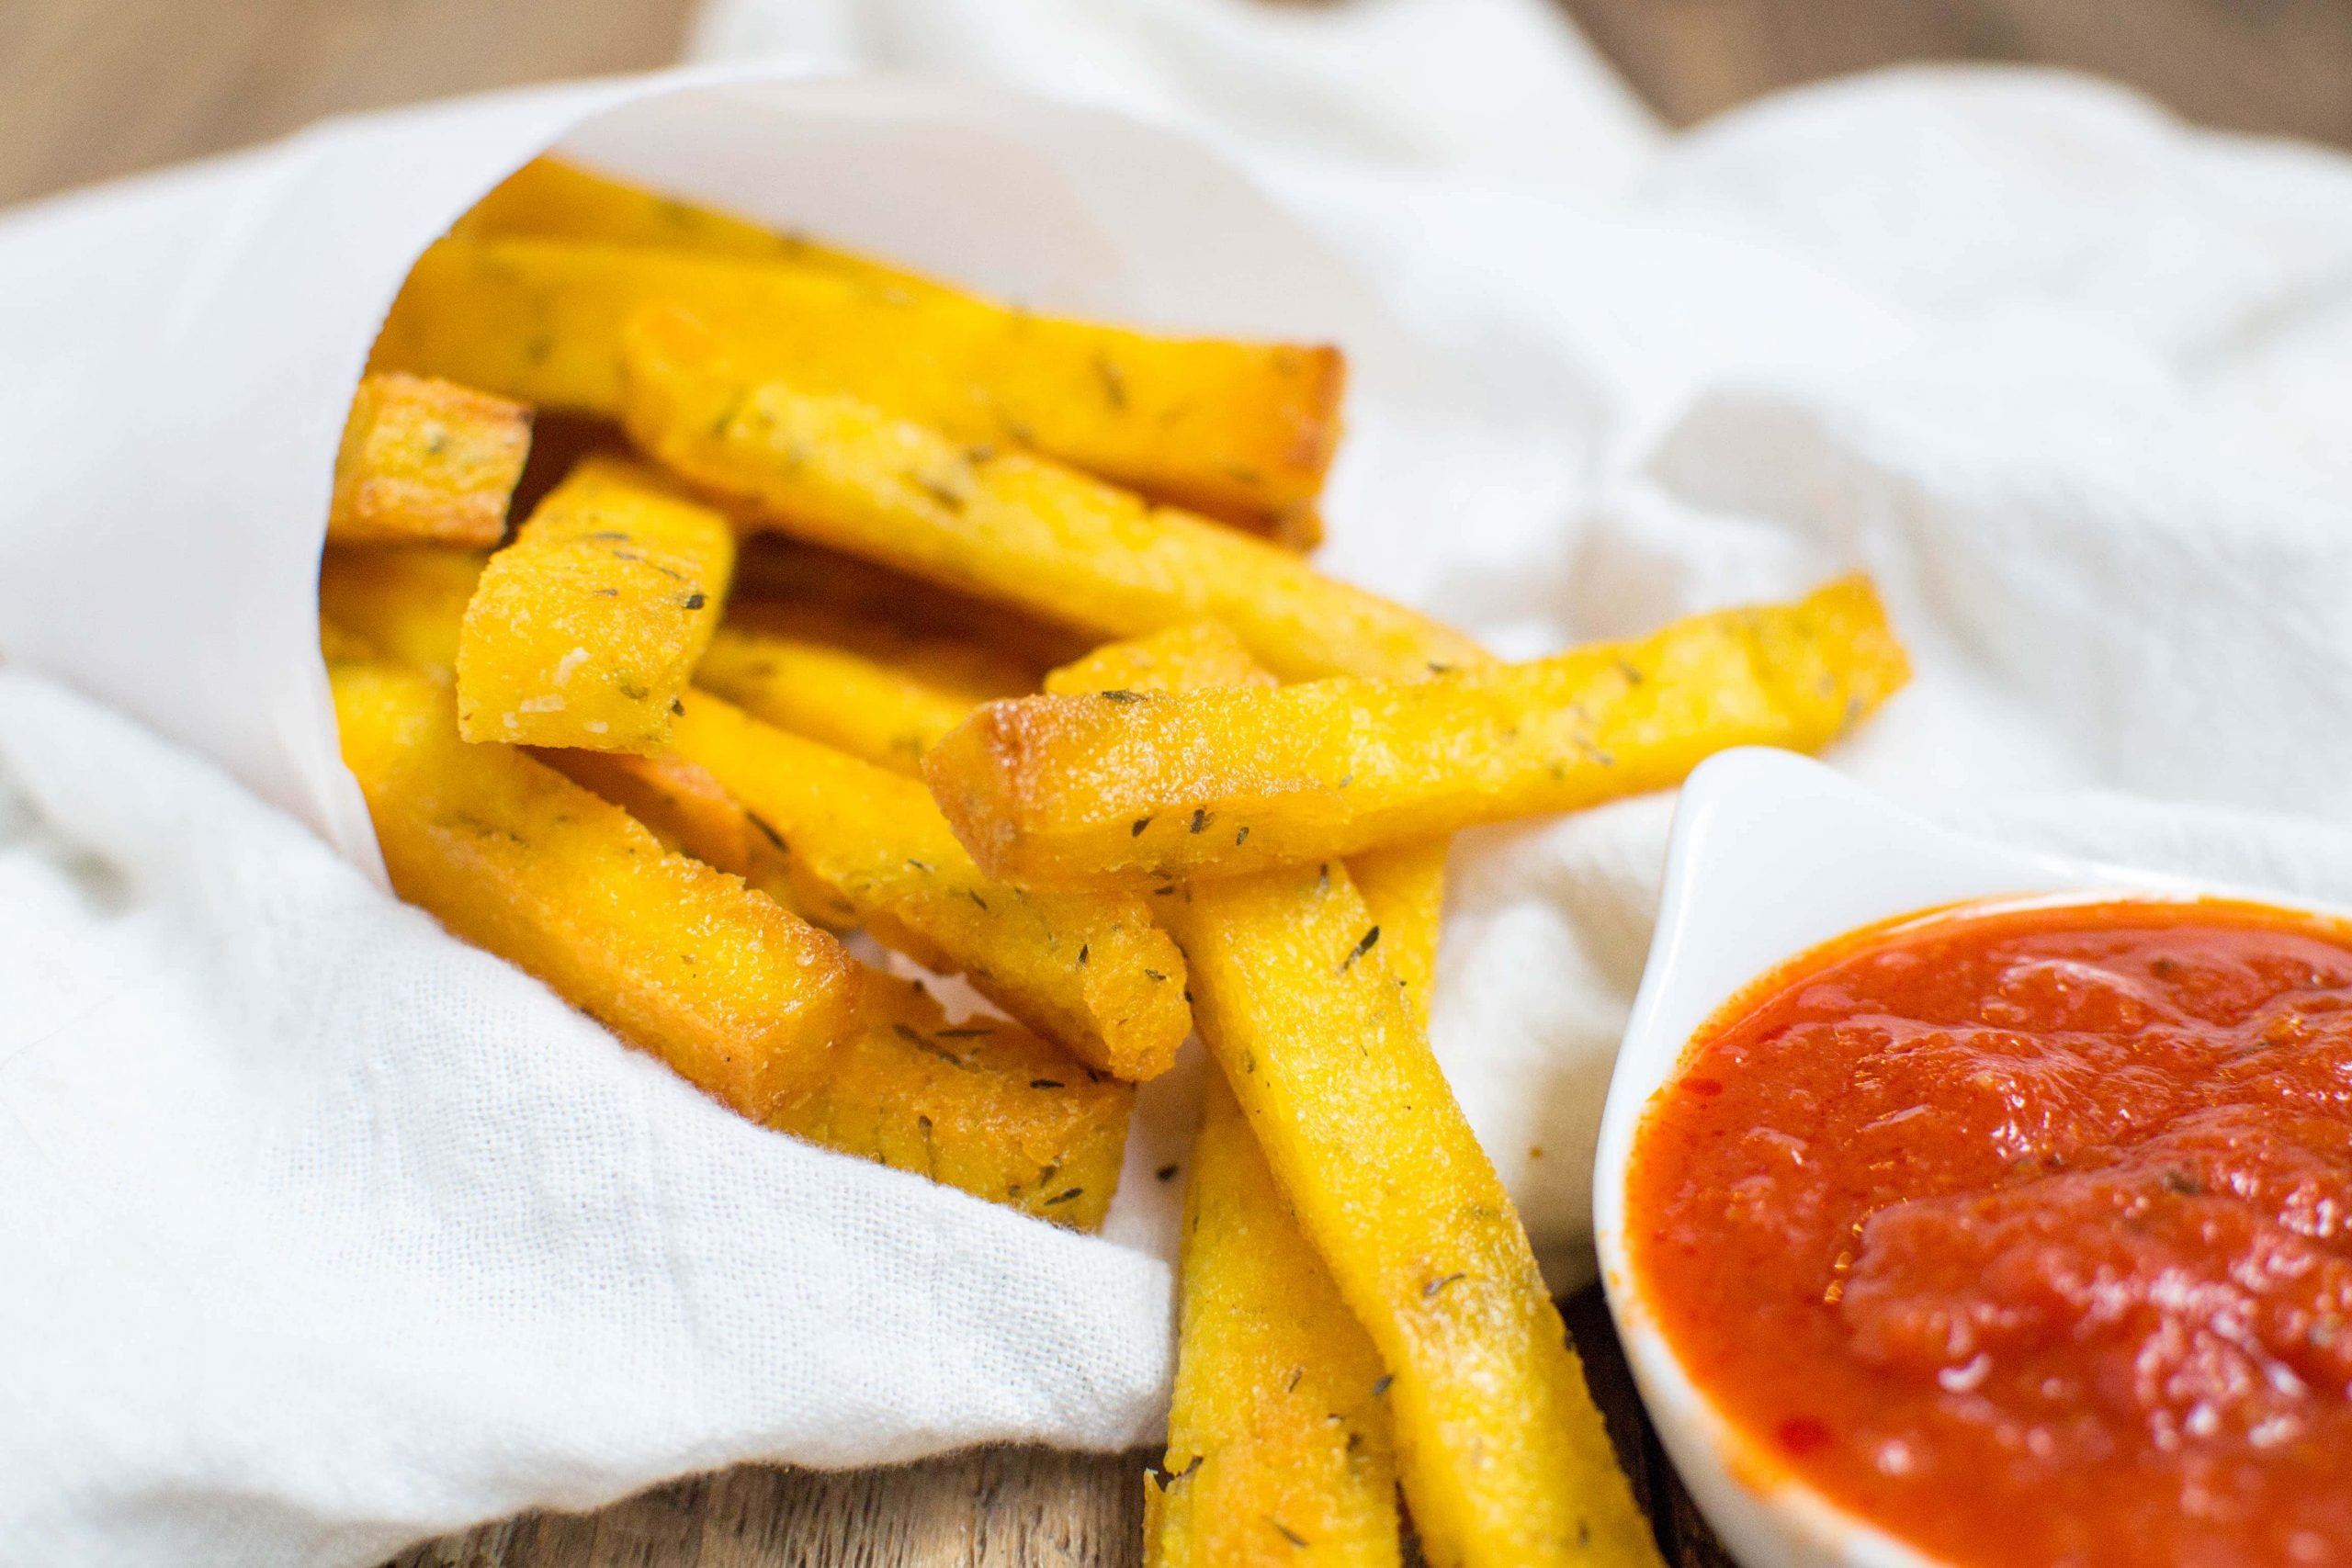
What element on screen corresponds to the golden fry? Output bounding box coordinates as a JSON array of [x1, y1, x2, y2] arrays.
[[1147, 1075, 1399, 1567], [315, 545, 818, 907], [623, 308, 1471, 678], [1047, 633, 1643, 1561], [1044, 622, 1450, 1026], [773, 970, 1131, 1230], [1043, 621, 1272, 699], [456, 457, 733, 751], [1336, 837, 1448, 1033], [669, 691, 1191, 1081], [534, 748, 752, 874], [929, 576, 1909, 886], [331, 659, 860, 1121], [376, 237, 1340, 530], [328, 372, 531, 548], [317, 546, 484, 676], [1169, 866, 1658, 1568], [695, 621, 988, 775], [451, 157, 939, 293]]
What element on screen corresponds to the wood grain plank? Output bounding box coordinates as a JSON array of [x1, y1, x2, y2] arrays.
[[1555, 0, 2352, 145], [386, 1449, 1147, 1568], [383, 1291, 1723, 1568], [0, 0, 697, 209]]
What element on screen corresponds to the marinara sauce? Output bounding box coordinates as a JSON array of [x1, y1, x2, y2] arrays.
[[1628, 898, 2352, 1568]]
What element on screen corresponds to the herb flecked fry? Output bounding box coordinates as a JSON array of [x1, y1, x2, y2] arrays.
[[1168, 866, 1660, 1568], [451, 157, 941, 294], [457, 457, 733, 751], [532, 749, 752, 876], [327, 372, 531, 548], [929, 576, 1909, 886], [537, 747, 811, 924], [1147, 1074, 1401, 1568], [669, 691, 1192, 1082], [1043, 622, 1452, 1027], [1337, 839, 1449, 1033], [377, 237, 1342, 532], [1048, 629, 1646, 1563], [695, 620, 989, 776], [621, 307, 1473, 673], [1043, 621, 1275, 701], [330, 660, 861, 1121], [772, 969, 1132, 1231]]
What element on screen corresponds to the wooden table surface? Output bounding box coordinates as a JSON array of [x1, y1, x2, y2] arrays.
[[8, 3, 2341, 1564]]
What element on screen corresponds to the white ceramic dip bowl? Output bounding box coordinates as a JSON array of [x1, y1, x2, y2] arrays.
[[1590, 747, 2244, 1568]]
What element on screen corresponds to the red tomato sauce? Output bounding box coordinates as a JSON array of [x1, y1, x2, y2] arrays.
[[1627, 898, 2352, 1568]]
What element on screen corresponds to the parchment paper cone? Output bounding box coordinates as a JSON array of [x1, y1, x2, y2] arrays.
[[0, 63, 1428, 879]]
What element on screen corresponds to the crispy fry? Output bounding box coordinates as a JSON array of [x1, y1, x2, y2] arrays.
[[695, 621, 989, 775], [929, 576, 1909, 886], [1342, 839, 1449, 1033], [376, 237, 1341, 530], [772, 970, 1131, 1230], [313, 543, 826, 897], [1146, 1075, 1400, 1567], [1044, 622, 1449, 1027], [1270, 505, 1326, 553], [452, 157, 939, 294], [534, 749, 751, 874], [327, 372, 531, 548], [1043, 621, 1273, 700], [456, 457, 734, 750], [669, 691, 1191, 1080], [1028, 625, 1651, 1555], [317, 546, 483, 676], [331, 659, 860, 1120], [622, 308, 1472, 679], [1168, 866, 1658, 1568]]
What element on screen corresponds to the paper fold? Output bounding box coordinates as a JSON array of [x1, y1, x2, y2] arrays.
[[0, 62, 1423, 877]]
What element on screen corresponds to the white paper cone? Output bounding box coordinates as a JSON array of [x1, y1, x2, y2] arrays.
[[0, 61, 1432, 875], [0, 62, 1470, 1566]]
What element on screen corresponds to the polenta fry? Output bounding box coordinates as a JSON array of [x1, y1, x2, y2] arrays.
[[534, 748, 752, 876], [929, 577, 1909, 886], [452, 156, 943, 294], [1063, 626, 1648, 1561], [375, 236, 1340, 530], [669, 691, 1192, 1081], [1147, 1076, 1399, 1567], [1169, 866, 1659, 1568], [1326, 837, 1448, 1034], [621, 307, 1475, 680], [330, 658, 860, 1121], [315, 546, 808, 903], [1044, 622, 1451, 1027], [695, 621, 988, 775], [328, 372, 530, 548], [773, 969, 1132, 1231], [1043, 621, 1274, 700], [317, 545, 484, 676], [457, 457, 733, 751]]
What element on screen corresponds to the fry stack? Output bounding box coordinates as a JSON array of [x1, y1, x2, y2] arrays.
[[324, 156, 1914, 1566]]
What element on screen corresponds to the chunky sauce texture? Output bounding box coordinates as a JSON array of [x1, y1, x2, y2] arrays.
[[1628, 899, 2352, 1568]]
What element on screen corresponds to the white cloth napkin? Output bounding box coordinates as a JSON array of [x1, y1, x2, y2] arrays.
[[6, 1, 2352, 1562]]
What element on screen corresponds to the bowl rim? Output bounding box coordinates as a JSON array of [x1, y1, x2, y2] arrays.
[[1589, 746, 2348, 1568]]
